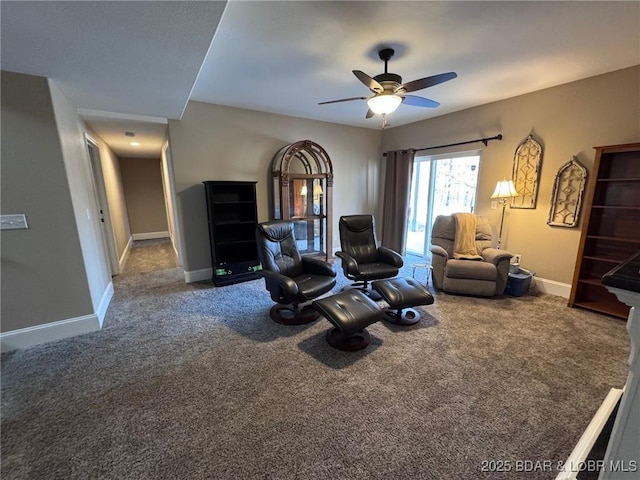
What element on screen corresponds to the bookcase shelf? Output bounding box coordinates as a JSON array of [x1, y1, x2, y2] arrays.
[[203, 181, 261, 286], [568, 143, 640, 319]]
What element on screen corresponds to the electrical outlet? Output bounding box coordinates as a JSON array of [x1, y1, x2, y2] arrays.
[[512, 254, 522, 265]]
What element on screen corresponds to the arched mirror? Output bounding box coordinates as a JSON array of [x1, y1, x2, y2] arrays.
[[272, 140, 333, 259]]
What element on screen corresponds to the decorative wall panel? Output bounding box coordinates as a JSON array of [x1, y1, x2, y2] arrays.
[[511, 134, 543, 209], [547, 157, 588, 227]]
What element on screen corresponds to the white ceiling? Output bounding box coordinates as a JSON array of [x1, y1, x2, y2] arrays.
[[2, 1, 639, 157]]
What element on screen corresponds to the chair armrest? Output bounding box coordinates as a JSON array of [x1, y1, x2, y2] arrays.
[[430, 245, 448, 259], [258, 270, 299, 303], [378, 246, 404, 268], [482, 248, 513, 266], [335, 251, 359, 276], [302, 256, 337, 277]]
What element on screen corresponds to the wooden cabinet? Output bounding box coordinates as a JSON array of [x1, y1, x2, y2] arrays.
[[203, 181, 261, 286], [569, 143, 640, 319]]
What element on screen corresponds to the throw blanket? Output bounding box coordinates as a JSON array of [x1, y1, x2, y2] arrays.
[[453, 213, 482, 260]]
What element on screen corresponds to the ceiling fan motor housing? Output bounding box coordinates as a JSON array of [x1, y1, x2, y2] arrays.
[[373, 73, 403, 87]]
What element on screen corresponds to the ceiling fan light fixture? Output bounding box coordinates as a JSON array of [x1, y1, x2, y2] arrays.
[[367, 94, 402, 115]]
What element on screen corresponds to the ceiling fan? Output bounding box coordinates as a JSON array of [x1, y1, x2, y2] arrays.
[[319, 48, 457, 119]]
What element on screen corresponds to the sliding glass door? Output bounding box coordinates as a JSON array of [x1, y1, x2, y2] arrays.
[[406, 152, 481, 258]]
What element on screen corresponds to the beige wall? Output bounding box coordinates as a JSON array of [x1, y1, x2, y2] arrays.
[[381, 66, 640, 284], [168, 102, 381, 275], [1, 71, 94, 332], [119, 157, 168, 235]]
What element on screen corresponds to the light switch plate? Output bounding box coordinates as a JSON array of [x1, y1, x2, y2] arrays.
[[0, 214, 28, 230]]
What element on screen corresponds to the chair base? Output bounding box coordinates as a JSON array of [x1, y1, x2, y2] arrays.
[[269, 304, 319, 325], [326, 327, 371, 351], [341, 284, 383, 301], [383, 308, 421, 326]]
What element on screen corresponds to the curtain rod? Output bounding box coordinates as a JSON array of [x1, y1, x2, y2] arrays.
[[383, 134, 503, 156]]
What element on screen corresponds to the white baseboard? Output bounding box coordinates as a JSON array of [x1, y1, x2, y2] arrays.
[[556, 388, 624, 480], [96, 281, 114, 327], [533, 277, 571, 298], [1, 282, 113, 352], [119, 236, 133, 272], [184, 267, 212, 283], [1, 313, 102, 353], [132, 231, 169, 241]]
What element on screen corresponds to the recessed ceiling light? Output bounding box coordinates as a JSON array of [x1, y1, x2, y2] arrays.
[[130, 141, 140, 147]]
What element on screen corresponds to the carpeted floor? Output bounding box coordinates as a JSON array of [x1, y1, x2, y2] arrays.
[[0, 240, 630, 479]]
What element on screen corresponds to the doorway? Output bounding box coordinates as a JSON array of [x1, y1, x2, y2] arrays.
[[405, 152, 481, 258], [86, 136, 119, 275]]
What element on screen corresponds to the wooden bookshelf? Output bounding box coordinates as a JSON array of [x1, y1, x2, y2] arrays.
[[568, 142, 640, 319]]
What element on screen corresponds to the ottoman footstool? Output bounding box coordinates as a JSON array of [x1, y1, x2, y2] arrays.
[[372, 277, 435, 326], [312, 289, 382, 351]]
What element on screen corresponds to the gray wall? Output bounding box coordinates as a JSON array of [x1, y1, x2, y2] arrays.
[[168, 102, 381, 276], [119, 157, 168, 235], [1, 72, 94, 332], [381, 66, 640, 284]]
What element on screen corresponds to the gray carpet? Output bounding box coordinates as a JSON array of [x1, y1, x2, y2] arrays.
[[1, 240, 630, 479]]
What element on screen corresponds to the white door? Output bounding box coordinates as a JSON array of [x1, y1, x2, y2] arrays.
[[86, 137, 119, 275]]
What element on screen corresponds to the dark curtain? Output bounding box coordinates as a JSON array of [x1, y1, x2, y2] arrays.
[[381, 149, 415, 254]]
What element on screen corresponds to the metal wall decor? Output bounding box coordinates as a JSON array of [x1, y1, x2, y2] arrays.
[[511, 134, 543, 209], [547, 157, 588, 227], [271, 140, 333, 259]]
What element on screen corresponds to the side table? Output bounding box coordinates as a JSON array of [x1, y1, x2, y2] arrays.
[[411, 262, 432, 286]]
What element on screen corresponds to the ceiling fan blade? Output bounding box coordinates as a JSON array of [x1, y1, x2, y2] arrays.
[[401, 72, 457, 93], [402, 95, 440, 108], [365, 109, 375, 119], [353, 70, 383, 93], [318, 96, 367, 105]]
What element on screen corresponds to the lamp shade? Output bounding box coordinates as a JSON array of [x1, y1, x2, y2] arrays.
[[491, 179, 519, 199], [367, 94, 402, 115]]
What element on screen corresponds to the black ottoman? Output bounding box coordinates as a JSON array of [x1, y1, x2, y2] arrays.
[[372, 277, 435, 326], [312, 289, 382, 351]]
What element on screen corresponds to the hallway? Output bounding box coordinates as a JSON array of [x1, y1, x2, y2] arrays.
[[122, 238, 178, 275]]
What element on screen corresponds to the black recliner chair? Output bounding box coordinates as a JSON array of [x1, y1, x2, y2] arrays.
[[256, 221, 337, 325], [336, 214, 403, 299]]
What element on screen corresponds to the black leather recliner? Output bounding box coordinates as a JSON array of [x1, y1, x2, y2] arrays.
[[256, 221, 336, 325], [336, 215, 403, 299]]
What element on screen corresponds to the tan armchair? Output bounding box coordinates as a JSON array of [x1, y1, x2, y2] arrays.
[[430, 214, 512, 297]]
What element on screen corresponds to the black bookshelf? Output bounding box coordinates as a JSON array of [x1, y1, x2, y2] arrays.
[[203, 181, 261, 286]]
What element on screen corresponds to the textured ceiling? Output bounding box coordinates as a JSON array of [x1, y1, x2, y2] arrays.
[[193, 1, 640, 129], [1, 1, 638, 157]]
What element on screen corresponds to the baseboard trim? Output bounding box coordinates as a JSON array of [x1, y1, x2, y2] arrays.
[[184, 268, 212, 283], [556, 388, 624, 480], [96, 281, 114, 327], [1, 281, 113, 352], [1, 313, 102, 353], [119, 236, 133, 272], [132, 231, 169, 241], [533, 277, 571, 298]]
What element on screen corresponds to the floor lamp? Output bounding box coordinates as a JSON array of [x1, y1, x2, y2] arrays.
[[491, 179, 519, 249]]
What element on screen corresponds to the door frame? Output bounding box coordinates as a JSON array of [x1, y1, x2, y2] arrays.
[[85, 134, 120, 275], [161, 141, 183, 266]]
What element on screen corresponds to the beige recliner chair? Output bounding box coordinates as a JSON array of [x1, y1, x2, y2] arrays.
[[430, 214, 512, 297]]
